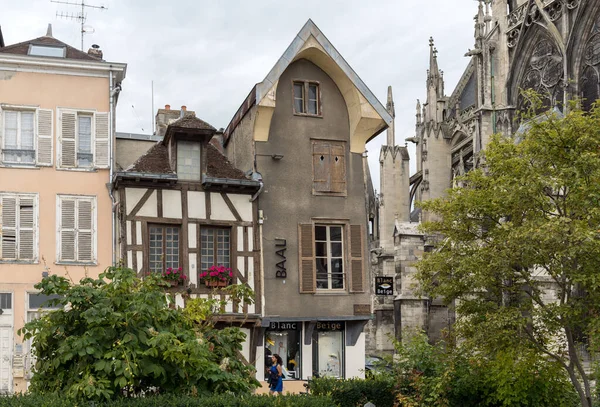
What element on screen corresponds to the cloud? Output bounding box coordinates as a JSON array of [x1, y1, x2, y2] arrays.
[[1, 0, 480, 189]]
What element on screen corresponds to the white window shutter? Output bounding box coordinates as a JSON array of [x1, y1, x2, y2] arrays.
[[0, 107, 3, 158], [36, 109, 53, 166], [18, 198, 35, 260], [60, 198, 76, 261], [60, 111, 76, 168], [77, 200, 93, 261], [94, 112, 109, 168], [1, 196, 17, 259]]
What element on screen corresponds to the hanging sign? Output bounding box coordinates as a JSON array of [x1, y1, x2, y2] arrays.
[[375, 276, 394, 296]]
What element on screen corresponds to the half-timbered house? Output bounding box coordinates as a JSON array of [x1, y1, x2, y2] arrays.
[[113, 114, 262, 374]]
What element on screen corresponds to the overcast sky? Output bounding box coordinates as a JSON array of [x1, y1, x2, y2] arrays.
[[1, 0, 479, 188]]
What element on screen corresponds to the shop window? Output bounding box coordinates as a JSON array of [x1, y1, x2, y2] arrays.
[[312, 321, 344, 378], [264, 322, 301, 380]]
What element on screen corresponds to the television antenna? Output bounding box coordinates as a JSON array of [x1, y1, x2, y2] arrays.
[[51, 0, 107, 51]]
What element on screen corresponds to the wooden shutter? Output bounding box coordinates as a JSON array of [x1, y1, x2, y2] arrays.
[[77, 200, 93, 262], [330, 143, 346, 194], [18, 198, 35, 260], [94, 112, 109, 168], [59, 198, 76, 261], [349, 224, 365, 293], [60, 111, 76, 168], [312, 141, 330, 192], [36, 109, 53, 166], [298, 223, 316, 293], [1, 197, 16, 259]]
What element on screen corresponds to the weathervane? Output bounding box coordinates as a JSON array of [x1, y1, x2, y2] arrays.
[[51, 0, 107, 51]]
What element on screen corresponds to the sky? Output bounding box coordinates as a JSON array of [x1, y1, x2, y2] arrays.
[[1, 0, 479, 189]]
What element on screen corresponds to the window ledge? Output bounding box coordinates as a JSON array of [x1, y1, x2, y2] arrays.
[[0, 260, 40, 264], [0, 164, 41, 170], [55, 261, 97, 266], [293, 112, 323, 119], [55, 168, 99, 173], [314, 290, 349, 296]]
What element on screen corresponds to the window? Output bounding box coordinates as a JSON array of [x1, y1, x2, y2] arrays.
[[298, 223, 364, 294], [0, 293, 11, 311], [1, 108, 53, 167], [149, 225, 180, 273], [0, 193, 37, 262], [200, 228, 231, 276], [265, 322, 301, 380], [2, 111, 35, 164], [315, 225, 344, 290], [59, 110, 109, 169], [177, 141, 201, 181], [312, 140, 346, 195], [312, 321, 345, 378], [77, 115, 93, 167], [293, 81, 320, 116], [28, 45, 65, 58], [57, 195, 96, 263]]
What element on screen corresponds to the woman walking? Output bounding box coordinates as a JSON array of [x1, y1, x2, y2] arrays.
[[269, 354, 283, 395]]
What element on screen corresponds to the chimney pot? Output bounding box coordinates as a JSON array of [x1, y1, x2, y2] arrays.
[[181, 105, 187, 112], [165, 104, 170, 110]]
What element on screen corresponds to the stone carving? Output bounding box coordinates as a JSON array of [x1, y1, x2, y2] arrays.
[[508, 28, 521, 48], [508, 2, 527, 29]]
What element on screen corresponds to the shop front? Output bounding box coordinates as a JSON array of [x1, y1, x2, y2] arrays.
[[257, 318, 369, 383]]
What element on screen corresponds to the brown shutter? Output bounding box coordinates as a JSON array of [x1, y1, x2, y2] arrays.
[[60, 111, 77, 168], [94, 112, 109, 168], [1, 197, 16, 259], [60, 198, 76, 261], [349, 224, 365, 293], [18, 198, 35, 260], [312, 141, 330, 193], [330, 143, 346, 194], [36, 109, 53, 166], [298, 223, 316, 293]]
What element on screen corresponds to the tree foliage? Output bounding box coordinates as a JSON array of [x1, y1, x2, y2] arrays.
[[19, 266, 259, 401], [416, 97, 600, 407], [391, 332, 578, 407]]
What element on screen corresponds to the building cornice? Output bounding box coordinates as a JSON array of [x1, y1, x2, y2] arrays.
[[0, 53, 127, 82]]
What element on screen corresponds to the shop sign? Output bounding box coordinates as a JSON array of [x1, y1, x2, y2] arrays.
[[316, 321, 344, 331], [275, 238, 287, 278], [353, 304, 371, 315], [375, 276, 394, 296], [269, 321, 298, 331]]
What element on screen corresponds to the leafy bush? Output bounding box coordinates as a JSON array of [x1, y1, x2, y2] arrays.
[[19, 266, 259, 401], [0, 394, 336, 407], [309, 375, 396, 407]]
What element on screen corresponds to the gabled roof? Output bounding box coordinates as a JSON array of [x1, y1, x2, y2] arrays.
[[0, 35, 98, 61], [124, 142, 249, 181], [224, 19, 392, 151], [256, 19, 392, 123]]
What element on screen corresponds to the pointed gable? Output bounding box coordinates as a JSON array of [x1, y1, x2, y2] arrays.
[[224, 19, 392, 153]]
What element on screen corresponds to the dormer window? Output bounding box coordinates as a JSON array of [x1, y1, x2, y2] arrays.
[[28, 44, 66, 58], [177, 140, 201, 181]]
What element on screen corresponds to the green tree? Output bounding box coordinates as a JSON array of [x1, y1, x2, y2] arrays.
[[19, 266, 259, 401], [416, 97, 600, 407]]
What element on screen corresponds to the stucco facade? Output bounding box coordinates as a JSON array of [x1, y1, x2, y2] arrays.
[[0, 33, 125, 392]]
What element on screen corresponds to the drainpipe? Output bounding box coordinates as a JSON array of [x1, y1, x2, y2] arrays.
[[109, 70, 116, 265]]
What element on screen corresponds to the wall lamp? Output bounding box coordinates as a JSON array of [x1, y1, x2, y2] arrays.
[[256, 153, 284, 160]]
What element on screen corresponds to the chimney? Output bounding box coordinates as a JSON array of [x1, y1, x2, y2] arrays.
[[155, 104, 196, 137], [87, 44, 103, 60]]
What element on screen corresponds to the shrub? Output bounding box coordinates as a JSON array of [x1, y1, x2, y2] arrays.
[[0, 394, 336, 407], [309, 376, 396, 407]]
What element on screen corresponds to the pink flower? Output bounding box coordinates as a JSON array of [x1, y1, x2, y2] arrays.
[[229, 271, 233, 278]]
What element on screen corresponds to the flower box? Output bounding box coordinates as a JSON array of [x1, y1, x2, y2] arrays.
[[204, 280, 228, 288]]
